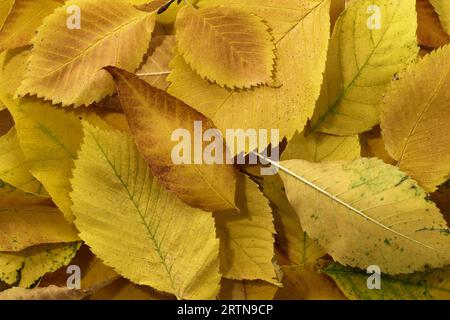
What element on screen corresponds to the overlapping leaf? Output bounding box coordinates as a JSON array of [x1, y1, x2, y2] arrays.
[[17, 0, 156, 106], [381, 44, 450, 192], [310, 0, 419, 135], [71, 123, 221, 300], [280, 158, 450, 274], [106, 67, 237, 212]]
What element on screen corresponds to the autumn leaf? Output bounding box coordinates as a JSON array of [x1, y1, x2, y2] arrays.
[[106, 67, 238, 212], [381, 44, 450, 192], [279, 158, 450, 274], [0, 0, 63, 53], [168, 0, 331, 154], [310, 0, 419, 135], [215, 174, 279, 285], [175, 5, 275, 89], [71, 123, 221, 300], [17, 0, 156, 107], [219, 279, 277, 300]]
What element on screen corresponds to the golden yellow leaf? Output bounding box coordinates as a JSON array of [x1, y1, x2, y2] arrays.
[[215, 174, 279, 285], [0, 128, 48, 196], [380, 45, 450, 192], [71, 123, 221, 300], [219, 279, 277, 300], [430, 0, 450, 35], [175, 5, 275, 89], [0, 0, 63, 52], [0, 243, 80, 288], [325, 263, 450, 300], [17, 0, 156, 107], [279, 158, 450, 274], [310, 0, 419, 135], [106, 67, 237, 212], [274, 265, 347, 300], [137, 35, 176, 91], [417, 0, 450, 48], [167, 0, 331, 154], [0, 206, 79, 252]]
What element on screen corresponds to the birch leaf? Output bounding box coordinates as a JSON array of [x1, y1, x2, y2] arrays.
[[310, 0, 419, 135], [17, 0, 156, 107], [381, 45, 450, 192], [0, 180, 50, 207], [175, 5, 275, 89], [71, 123, 221, 300], [106, 67, 237, 212], [168, 0, 331, 155], [430, 0, 450, 35], [137, 35, 176, 91], [0, 243, 80, 288], [325, 263, 450, 300], [0, 206, 79, 252], [0, 128, 47, 196], [279, 158, 450, 274], [0, 0, 63, 53], [417, 0, 450, 48], [215, 174, 278, 285]]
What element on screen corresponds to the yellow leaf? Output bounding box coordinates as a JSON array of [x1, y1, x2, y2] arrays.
[[0, 206, 79, 252], [175, 5, 275, 89], [17, 0, 156, 107], [380, 45, 450, 192], [417, 0, 450, 48], [279, 158, 450, 274], [71, 123, 221, 300], [310, 0, 419, 135], [0, 0, 63, 52], [137, 35, 176, 91], [219, 279, 277, 300], [167, 0, 331, 154], [0, 128, 48, 196], [215, 174, 279, 285], [325, 263, 450, 300], [106, 67, 237, 212], [430, 0, 450, 35], [0, 243, 80, 288], [274, 265, 347, 300]]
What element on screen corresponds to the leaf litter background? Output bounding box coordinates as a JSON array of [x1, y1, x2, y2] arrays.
[[0, 0, 448, 300]]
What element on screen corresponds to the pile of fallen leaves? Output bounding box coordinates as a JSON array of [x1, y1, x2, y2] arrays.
[[0, 0, 449, 300]]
